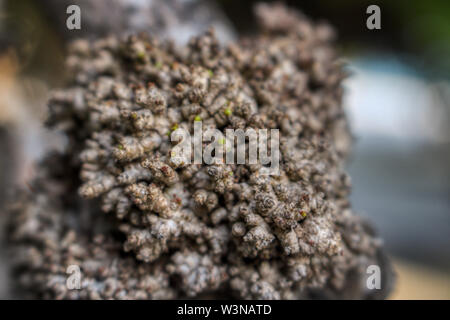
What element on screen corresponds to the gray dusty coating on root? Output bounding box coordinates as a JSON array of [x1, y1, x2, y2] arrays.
[[8, 155, 176, 299], [8, 3, 394, 299]]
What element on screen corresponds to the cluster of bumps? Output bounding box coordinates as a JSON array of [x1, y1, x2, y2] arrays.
[[8, 3, 391, 299]]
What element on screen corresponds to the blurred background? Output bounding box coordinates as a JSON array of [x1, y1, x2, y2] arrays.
[[0, 0, 448, 299]]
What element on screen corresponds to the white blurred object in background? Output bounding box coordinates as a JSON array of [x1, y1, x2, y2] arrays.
[[344, 56, 450, 270]]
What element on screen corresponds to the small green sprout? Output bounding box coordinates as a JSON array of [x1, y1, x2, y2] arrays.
[[167, 123, 179, 136], [224, 108, 232, 116], [137, 51, 146, 60], [194, 115, 202, 122]]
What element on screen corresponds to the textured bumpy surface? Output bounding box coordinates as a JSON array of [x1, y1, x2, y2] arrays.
[[8, 3, 392, 299]]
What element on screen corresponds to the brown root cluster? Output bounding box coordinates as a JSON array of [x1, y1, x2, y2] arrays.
[[8, 3, 391, 299]]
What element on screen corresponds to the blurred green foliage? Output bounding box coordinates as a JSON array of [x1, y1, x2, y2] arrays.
[[1, 0, 449, 79], [218, 0, 450, 76]]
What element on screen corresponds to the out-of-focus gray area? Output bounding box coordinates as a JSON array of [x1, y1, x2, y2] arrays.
[[345, 57, 450, 271], [38, 0, 236, 44]]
